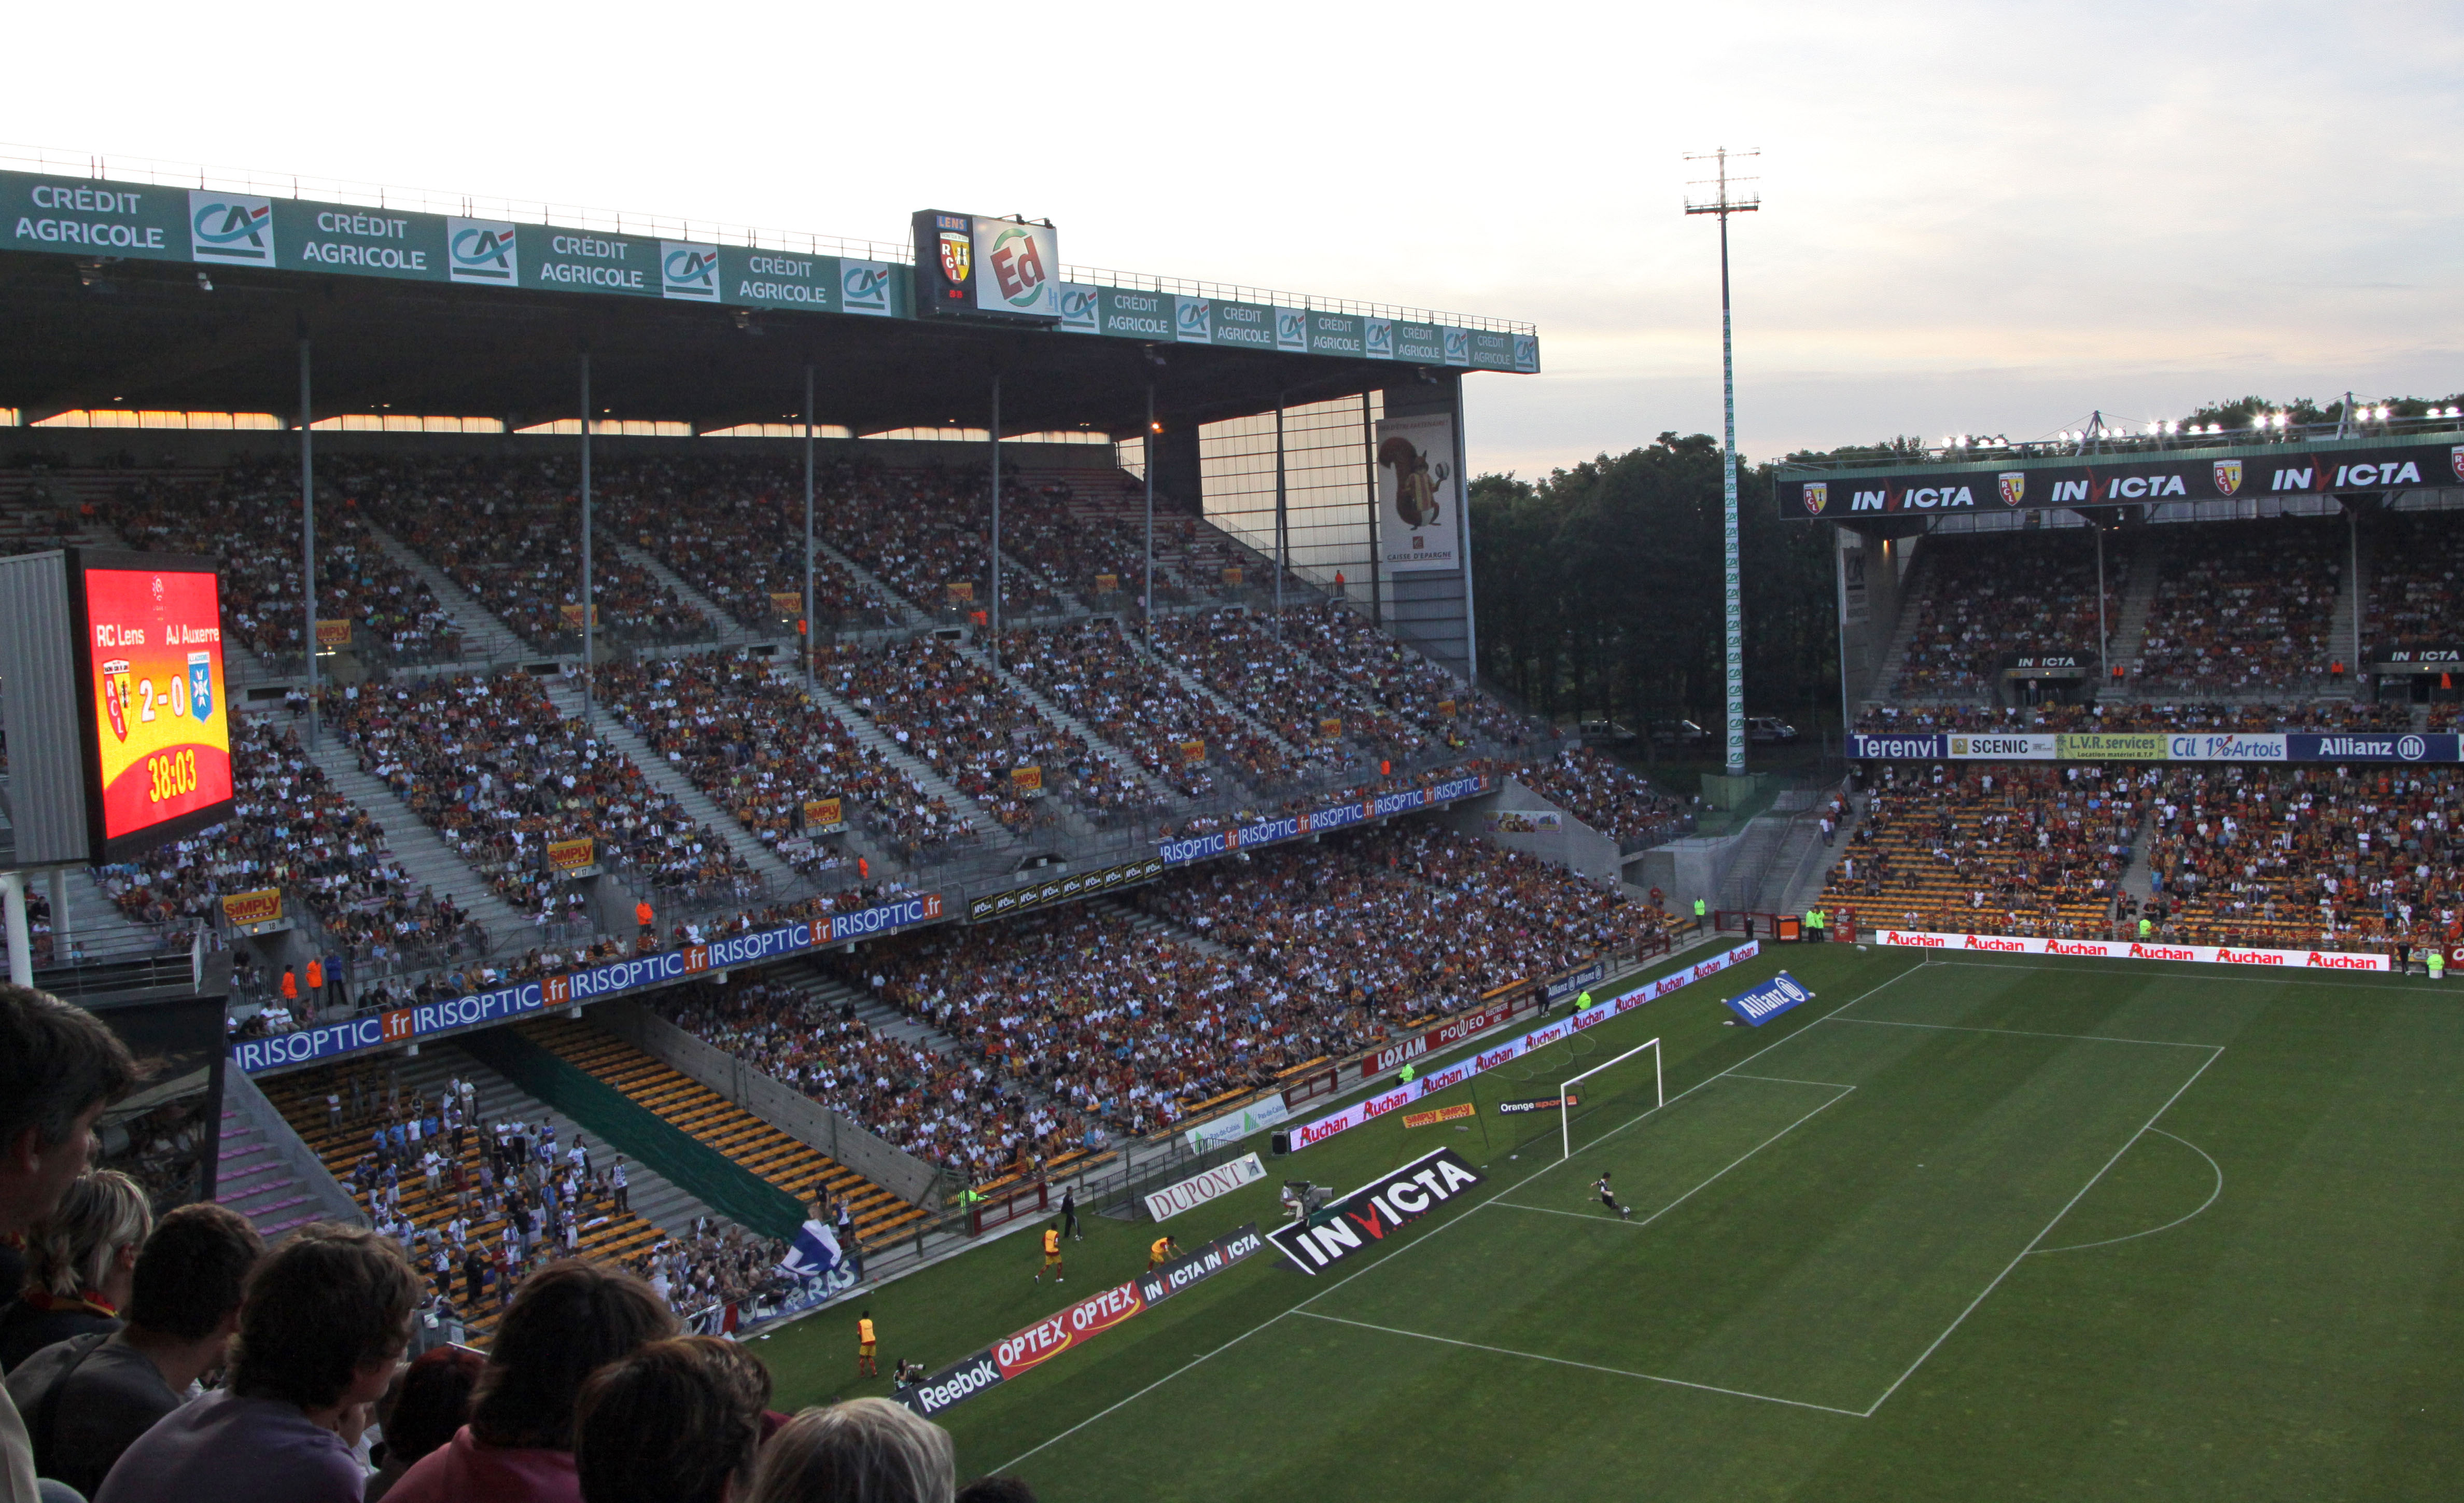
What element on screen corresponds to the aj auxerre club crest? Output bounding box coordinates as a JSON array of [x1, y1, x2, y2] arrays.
[[1997, 472, 2025, 507], [2214, 459, 2244, 496], [1802, 482, 1828, 516], [937, 230, 971, 288]]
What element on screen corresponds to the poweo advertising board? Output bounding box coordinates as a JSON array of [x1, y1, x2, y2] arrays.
[[68, 550, 234, 861]]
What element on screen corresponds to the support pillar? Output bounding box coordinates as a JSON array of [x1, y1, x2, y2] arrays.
[[1273, 394, 1286, 635], [1143, 382, 1156, 639], [989, 371, 1002, 670], [2, 871, 30, 986], [299, 335, 318, 748], [1363, 389, 1380, 627], [803, 361, 816, 687], [580, 353, 593, 721]]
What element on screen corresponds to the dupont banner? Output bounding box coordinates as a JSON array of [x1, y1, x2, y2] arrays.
[[1268, 1148, 1484, 1275], [1874, 929, 2390, 972], [1158, 774, 1488, 867], [1724, 971, 1815, 1026], [897, 1349, 1003, 1420], [1284, 942, 1761, 1152], [231, 891, 947, 1073], [1782, 435, 2459, 518], [1143, 1153, 1268, 1223], [0, 170, 1536, 373], [1376, 414, 1463, 573], [1847, 731, 2464, 765]]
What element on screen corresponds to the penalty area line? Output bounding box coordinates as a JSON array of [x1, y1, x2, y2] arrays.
[[1293, 1310, 1867, 1418]]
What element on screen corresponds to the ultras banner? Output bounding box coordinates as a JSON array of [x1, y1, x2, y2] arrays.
[[1376, 414, 1462, 573], [1873, 928, 2388, 972], [1846, 731, 2464, 763], [1782, 436, 2460, 517]]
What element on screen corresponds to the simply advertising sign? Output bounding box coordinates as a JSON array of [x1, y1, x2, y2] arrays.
[[1376, 414, 1462, 573], [1268, 1148, 1484, 1275]]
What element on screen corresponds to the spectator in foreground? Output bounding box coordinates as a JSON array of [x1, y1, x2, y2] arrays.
[[366, 1346, 484, 1503], [0, 1170, 152, 1372], [573, 1336, 768, 1503], [7, 1203, 262, 1497], [749, 1398, 954, 1503], [95, 1222, 422, 1503], [0, 984, 139, 1503], [386, 1260, 677, 1503]]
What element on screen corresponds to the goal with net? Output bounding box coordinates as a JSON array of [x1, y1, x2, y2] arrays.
[[1560, 1036, 1661, 1159]]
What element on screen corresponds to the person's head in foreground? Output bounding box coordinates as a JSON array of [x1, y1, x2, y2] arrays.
[[749, 1398, 956, 1503], [0, 984, 138, 1237], [574, 1335, 771, 1503]]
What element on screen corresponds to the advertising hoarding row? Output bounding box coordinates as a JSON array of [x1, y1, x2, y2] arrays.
[[1847, 731, 2464, 764], [1155, 774, 1490, 868], [1872, 928, 2390, 972], [1782, 437, 2461, 517], [0, 171, 1538, 372]]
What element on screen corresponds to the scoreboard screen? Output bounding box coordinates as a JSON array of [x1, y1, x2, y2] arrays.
[[69, 551, 235, 860], [911, 209, 1061, 323]]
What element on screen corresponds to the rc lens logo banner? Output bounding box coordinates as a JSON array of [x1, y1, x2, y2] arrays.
[[447, 219, 520, 285], [661, 241, 720, 301], [188, 190, 274, 264]]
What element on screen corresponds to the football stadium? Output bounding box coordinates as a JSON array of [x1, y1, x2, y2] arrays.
[[4, 135, 2464, 1503]]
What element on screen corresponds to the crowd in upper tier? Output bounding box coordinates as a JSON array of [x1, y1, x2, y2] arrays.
[[106, 463, 463, 665], [1896, 532, 2122, 698], [1514, 747, 1689, 844], [2135, 520, 2344, 695], [329, 671, 758, 919], [1001, 619, 1296, 795]]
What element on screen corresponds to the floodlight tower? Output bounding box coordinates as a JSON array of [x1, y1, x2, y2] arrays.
[[1686, 148, 1757, 780]]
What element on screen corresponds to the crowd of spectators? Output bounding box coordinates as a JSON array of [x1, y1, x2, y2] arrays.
[[1281, 604, 1535, 747], [101, 716, 486, 977], [106, 462, 464, 665], [811, 463, 1059, 619], [655, 979, 1087, 1181], [1515, 747, 1686, 844], [329, 672, 758, 922], [2137, 520, 2342, 695], [1894, 532, 2120, 698], [1825, 762, 2146, 937], [331, 455, 710, 649], [1150, 609, 1417, 764], [2034, 701, 2415, 732], [1853, 704, 2029, 734], [590, 455, 902, 632], [2139, 763, 2464, 954], [1000, 619, 1295, 795], [2367, 510, 2464, 653], [820, 636, 1158, 832], [598, 651, 970, 862]]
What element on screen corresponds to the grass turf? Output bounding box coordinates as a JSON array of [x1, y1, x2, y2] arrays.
[[749, 941, 2464, 1501]]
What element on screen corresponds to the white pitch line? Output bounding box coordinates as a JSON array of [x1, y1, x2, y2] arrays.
[[1292, 1310, 1867, 1419], [2031, 1129, 2225, 1256], [1825, 1015, 2223, 1051], [1858, 1043, 2225, 1418], [1726, 1073, 1860, 1089], [1494, 1087, 1855, 1231], [1925, 957, 2410, 992]]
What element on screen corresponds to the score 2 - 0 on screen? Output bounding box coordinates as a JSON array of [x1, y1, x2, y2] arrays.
[[73, 556, 234, 859]]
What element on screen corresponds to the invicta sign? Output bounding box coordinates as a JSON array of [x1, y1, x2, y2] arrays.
[[1781, 438, 2448, 518]]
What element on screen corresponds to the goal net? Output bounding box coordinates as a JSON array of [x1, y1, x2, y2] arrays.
[[1561, 1036, 1662, 1160]]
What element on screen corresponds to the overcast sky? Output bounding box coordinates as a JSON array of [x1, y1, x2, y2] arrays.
[[9, 1, 2459, 477]]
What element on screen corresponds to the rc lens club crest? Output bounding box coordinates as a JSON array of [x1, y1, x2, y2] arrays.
[[2214, 459, 2243, 496], [1997, 472, 2025, 507], [1802, 482, 1828, 515]]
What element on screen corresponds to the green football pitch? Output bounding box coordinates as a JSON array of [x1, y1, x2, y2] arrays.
[[752, 942, 2464, 1501]]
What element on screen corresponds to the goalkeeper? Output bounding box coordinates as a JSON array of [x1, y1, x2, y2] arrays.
[[1593, 1171, 1633, 1219]]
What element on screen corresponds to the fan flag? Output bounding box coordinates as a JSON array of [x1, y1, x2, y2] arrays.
[[779, 1219, 843, 1279]]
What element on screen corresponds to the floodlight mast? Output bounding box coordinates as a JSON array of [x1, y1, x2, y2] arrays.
[[1686, 148, 1759, 778]]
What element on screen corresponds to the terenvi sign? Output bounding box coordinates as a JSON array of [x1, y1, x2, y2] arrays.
[[1, 170, 1538, 372]]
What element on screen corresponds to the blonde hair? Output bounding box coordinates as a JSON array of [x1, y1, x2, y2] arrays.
[[748, 1398, 955, 1503], [27, 1168, 151, 1299]]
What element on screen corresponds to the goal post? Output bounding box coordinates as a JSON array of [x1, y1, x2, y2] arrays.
[[1561, 1036, 1661, 1160]]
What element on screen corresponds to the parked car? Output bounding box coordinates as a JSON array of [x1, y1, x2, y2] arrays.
[[1576, 718, 1638, 745], [1650, 719, 1711, 746], [1746, 716, 1801, 745]]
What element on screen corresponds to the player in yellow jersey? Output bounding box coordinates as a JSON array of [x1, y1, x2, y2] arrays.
[[1038, 1224, 1066, 1283], [856, 1310, 878, 1376], [1148, 1234, 1180, 1270]]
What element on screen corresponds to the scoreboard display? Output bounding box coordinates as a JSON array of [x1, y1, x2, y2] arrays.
[[69, 551, 235, 860], [911, 210, 1061, 323]]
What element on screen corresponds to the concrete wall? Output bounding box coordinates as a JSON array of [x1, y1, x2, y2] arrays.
[[1632, 824, 1758, 920], [1439, 780, 1622, 882], [592, 998, 942, 1207]]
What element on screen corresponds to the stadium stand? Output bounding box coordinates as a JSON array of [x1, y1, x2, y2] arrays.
[[1001, 618, 1296, 795], [596, 455, 904, 633], [1150, 607, 1421, 762], [1514, 746, 1687, 846], [1283, 603, 1535, 747], [1854, 704, 2030, 734], [1822, 762, 2147, 937], [2135, 519, 2343, 696], [653, 978, 1088, 1184], [2035, 702, 2414, 732], [1894, 531, 2123, 699], [2368, 509, 2464, 652]]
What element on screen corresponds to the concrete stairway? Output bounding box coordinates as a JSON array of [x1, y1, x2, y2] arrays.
[[212, 1105, 326, 1241], [945, 638, 1177, 802], [2103, 530, 2166, 691], [362, 521, 535, 663], [537, 678, 804, 889], [48, 865, 175, 963], [1089, 895, 1235, 959], [816, 538, 931, 628], [1870, 550, 1932, 704], [775, 958, 963, 1053], [302, 740, 537, 942], [615, 542, 763, 646]]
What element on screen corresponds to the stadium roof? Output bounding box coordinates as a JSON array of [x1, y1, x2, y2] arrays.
[[0, 147, 1540, 437]]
